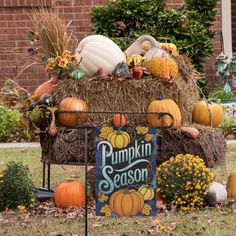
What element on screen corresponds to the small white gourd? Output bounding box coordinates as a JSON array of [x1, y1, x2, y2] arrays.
[[207, 182, 227, 205]]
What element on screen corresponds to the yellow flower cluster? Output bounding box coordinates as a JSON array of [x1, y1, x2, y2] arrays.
[[99, 126, 113, 140], [100, 204, 112, 216], [17, 205, 26, 211], [156, 154, 214, 211], [98, 194, 109, 202], [141, 203, 152, 215], [45, 50, 76, 74], [136, 126, 148, 135]]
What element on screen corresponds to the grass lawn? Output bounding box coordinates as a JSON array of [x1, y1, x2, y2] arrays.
[[0, 146, 235, 236]]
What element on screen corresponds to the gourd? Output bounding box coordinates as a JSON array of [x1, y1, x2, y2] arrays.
[[207, 182, 227, 205], [109, 189, 144, 216], [75, 35, 126, 76], [57, 97, 88, 127], [138, 184, 155, 201], [147, 99, 182, 129], [112, 114, 127, 128], [54, 181, 85, 209], [226, 170, 236, 199], [159, 43, 178, 57], [145, 56, 179, 82], [107, 130, 130, 148], [34, 76, 58, 100], [192, 101, 224, 128]]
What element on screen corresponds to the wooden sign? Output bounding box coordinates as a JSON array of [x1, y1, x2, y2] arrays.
[[95, 126, 157, 217]]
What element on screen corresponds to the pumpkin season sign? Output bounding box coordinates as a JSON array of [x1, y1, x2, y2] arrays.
[[95, 126, 157, 217]]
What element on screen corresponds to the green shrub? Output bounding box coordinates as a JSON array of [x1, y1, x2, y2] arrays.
[[0, 162, 35, 211], [0, 105, 22, 141]]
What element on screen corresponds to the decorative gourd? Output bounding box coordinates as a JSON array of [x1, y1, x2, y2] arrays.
[[147, 99, 182, 129], [125, 35, 160, 57], [138, 184, 154, 201], [192, 101, 224, 128], [226, 170, 236, 199], [54, 181, 85, 209], [180, 127, 200, 138], [57, 97, 88, 127], [159, 43, 178, 57], [34, 76, 58, 100], [75, 35, 126, 76], [145, 56, 179, 82], [109, 189, 144, 216], [113, 114, 127, 128], [107, 130, 130, 148]]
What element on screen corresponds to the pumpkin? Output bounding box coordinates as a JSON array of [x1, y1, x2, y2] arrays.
[[34, 76, 58, 100], [145, 56, 179, 82], [159, 43, 178, 57], [226, 170, 236, 199], [113, 114, 127, 128], [54, 181, 85, 209], [107, 130, 130, 148], [192, 101, 224, 128], [138, 184, 155, 201], [75, 35, 126, 76], [57, 97, 88, 127], [109, 189, 144, 216], [147, 99, 182, 129]]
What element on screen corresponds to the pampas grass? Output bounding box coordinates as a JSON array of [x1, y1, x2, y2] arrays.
[[31, 8, 69, 58]]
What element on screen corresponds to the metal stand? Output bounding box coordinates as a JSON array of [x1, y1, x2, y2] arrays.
[[41, 110, 174, 236]]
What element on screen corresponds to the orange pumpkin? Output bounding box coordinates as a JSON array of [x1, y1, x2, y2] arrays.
[[113, 114, 127, 128], [54, 181, 85, 209], [192, 101, 224, 128], [34, 76, 58, 100], [109, 189, 144, 216], [147, 99, 182, 129], [57, 97, 88, 127]]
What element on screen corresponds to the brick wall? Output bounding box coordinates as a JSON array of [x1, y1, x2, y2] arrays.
[[0, 0, 221, 92]]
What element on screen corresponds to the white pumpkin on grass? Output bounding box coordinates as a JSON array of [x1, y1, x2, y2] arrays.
[[75, 35, 126, 76]]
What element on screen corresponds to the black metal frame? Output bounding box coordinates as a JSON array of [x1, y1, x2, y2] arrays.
[[41, 110, 174, 236]]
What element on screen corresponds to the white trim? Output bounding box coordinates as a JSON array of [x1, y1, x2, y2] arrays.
[[222, 0, 232, 59]]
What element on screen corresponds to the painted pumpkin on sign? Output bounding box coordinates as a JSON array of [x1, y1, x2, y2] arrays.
[[57, 97, 88, 127], [54, 181, 85, 209], [138, 184, 155, 201], [112, 114, 127, 128], [226, 170, 236, 199], [107, 130, 130, 148], [109, 189, 144, 216], [192, 101, 224, 128], [147, 99, 182, 129]]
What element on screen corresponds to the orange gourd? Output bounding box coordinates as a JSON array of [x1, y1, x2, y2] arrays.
[[34, 76, 58, 100], [109, 189, 144, 216], [57, 97, 88, 127], [192, 101, 224, 128], [113, 114, 127, 128], [54, 181, 85, 209], [147, 99, 182, 129], [145, 56, 179, 82]]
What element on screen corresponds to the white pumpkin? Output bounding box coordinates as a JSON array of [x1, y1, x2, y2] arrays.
[[75, 35, 126, 76]]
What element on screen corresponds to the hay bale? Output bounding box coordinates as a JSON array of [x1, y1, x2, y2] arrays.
[[54, 54, 199, 125], [157, 124, 227, 168]]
